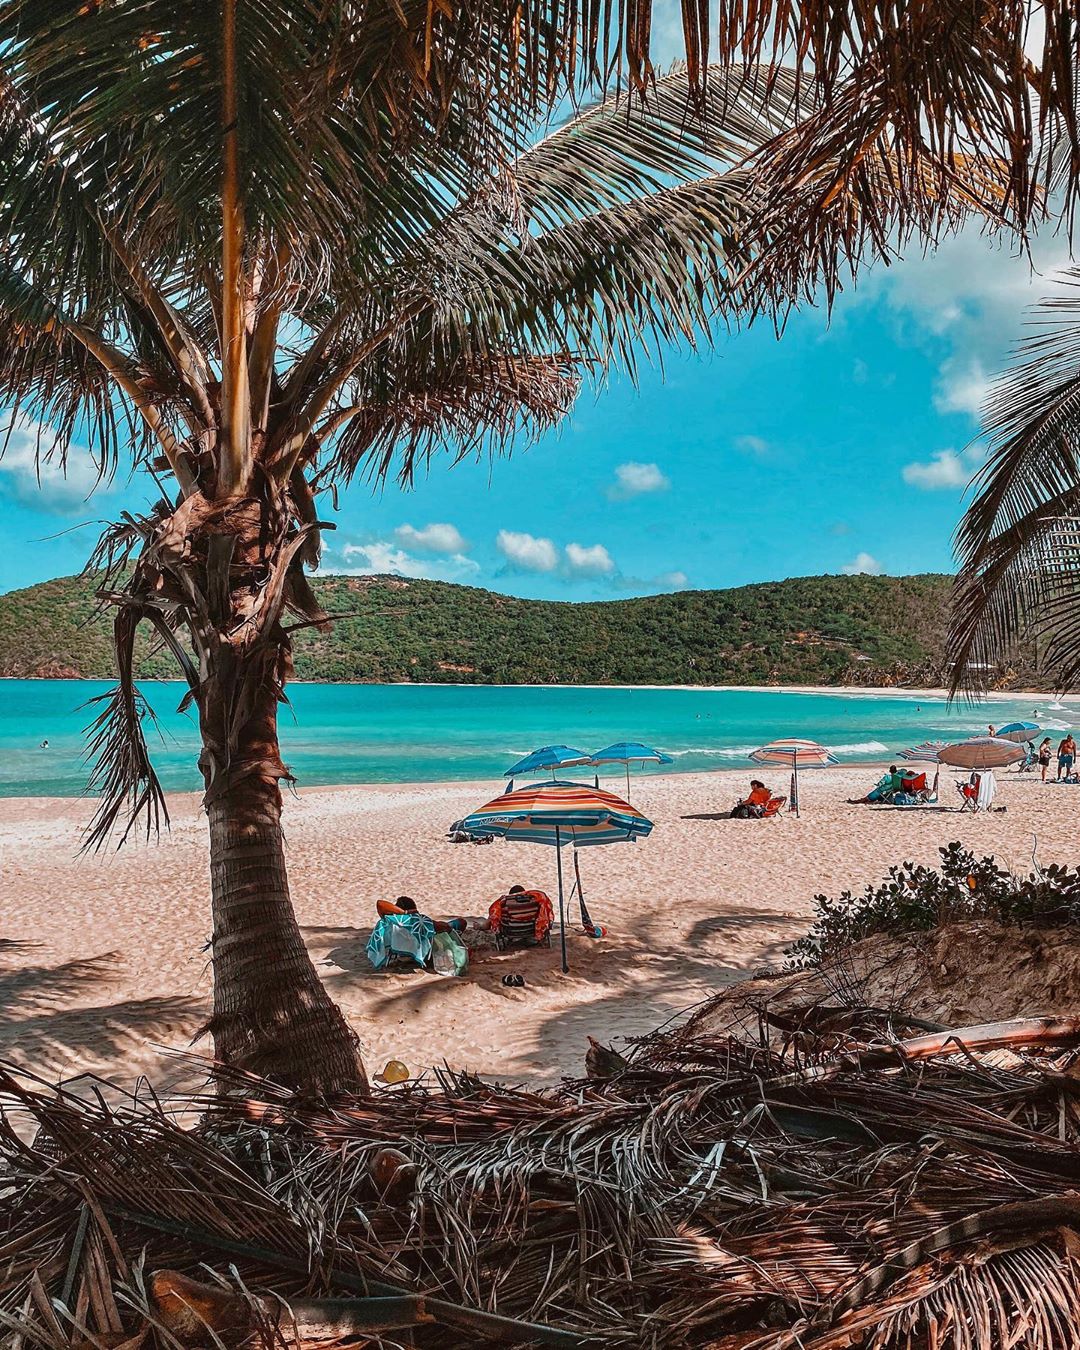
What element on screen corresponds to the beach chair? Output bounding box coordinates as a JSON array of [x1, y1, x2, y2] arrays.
[[367, 913, 436, 970], [490, 890, 554, 951], [762, 795, 787, 818], [957, 778, 978, 811]]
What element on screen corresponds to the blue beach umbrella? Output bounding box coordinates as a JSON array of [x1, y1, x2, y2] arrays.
[[589, 740, 673, 800], [504, 745, 592, 784], [996, 720, 1060, 743], [460, 780, 653, 972]]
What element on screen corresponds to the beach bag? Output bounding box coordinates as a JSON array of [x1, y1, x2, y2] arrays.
[[431, 930, 469, 977]]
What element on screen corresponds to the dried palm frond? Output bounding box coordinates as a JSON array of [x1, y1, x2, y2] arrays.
[[3, 1005, 1079, 1348]]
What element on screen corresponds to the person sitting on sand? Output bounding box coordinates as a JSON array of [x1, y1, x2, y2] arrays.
[[861, 764, 905, 803], [368, 896, 467, 972], [377, 895, 465, 934], [731, 779, 773, 818], [484, 885, 554, 945]]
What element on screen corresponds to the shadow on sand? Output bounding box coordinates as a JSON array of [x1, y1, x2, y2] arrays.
[[0, 948, 203, 1076]]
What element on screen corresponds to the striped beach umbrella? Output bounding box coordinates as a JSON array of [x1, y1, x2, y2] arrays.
[[900, 740, 948, 762], [749, 738, 837, 817], [459, 781, 653, 971], [589, 740, 673, 800], [936, 737, 1026, 770]]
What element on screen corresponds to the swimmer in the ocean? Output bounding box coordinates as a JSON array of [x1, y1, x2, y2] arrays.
[[40, 738, 49, 748]]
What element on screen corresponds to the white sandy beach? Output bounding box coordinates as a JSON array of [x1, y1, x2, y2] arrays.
[[2, 763, 1078, 1092]]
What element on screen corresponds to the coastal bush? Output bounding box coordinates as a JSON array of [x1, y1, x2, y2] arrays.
[[788, 841, 1080, 968]]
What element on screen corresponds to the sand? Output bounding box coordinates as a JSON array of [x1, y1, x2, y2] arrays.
[[1, 764, 1077, 1092]]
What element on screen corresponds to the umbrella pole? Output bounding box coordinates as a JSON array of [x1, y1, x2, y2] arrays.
[[555, 826, 569, 973], [626, 762, 632, 802], [793, 751, 800, 818]]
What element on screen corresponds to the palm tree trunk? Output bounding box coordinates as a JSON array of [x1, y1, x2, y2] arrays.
[[202, 660, 366, 1095]]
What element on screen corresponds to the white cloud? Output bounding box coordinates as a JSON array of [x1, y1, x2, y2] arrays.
[[902, 446, 984, 491], [337, 540, 479, 582], [393, 522, 468, 555], [860, 228, 1072, 425], [0, 419, 108, 514], [841, 552, 883, 576], [565, 541, 615, 575], [607, 460, 670, 500], [657, 570, 689, 591], [734, 434, 770, 456], [496, 529, 559, 573], [933, 358, 992, 419]]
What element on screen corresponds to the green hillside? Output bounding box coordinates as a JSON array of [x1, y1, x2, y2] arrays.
[[0, 571, 994, 687]]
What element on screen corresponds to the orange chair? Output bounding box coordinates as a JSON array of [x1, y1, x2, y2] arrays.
[[762, 795, 787, 818]]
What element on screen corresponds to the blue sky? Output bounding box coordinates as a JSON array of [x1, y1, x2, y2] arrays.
[[0, 228, 1069, 601]]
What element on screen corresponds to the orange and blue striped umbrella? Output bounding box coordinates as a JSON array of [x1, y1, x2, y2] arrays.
[[459, 780, 653, 973], [749, 738, 837, 768], [748, 738, 836, 818], [461, 780, 653, 848]]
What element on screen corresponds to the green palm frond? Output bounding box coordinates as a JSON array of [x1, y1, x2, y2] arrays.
[[950, 271, 1080, 691], [311, 66, 1009, 488], [330, 350, 580, 486], [0, 1, 1064, 846]]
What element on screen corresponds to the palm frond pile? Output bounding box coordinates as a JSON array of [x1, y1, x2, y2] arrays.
[[2, 1008, 1079, 1349]]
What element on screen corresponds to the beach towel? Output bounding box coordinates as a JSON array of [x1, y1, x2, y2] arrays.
[[866, 773, 893, 803], [367, 913, 435, 970], [976, 770, 997, 811], [487, 889, 554, 944], [431, 930, 469, 976]]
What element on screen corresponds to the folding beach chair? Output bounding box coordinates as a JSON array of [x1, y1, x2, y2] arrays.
[[762, 795, 787, 818], [489, 890, 554, 951], [957, 777, 978, 811]]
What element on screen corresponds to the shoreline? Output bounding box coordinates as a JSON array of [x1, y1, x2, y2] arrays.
[[0, 674, 1073, 700], [0, 758, 1005, 808]]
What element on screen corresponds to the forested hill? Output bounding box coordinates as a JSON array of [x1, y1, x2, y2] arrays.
[[0, 570, 1014, 687]]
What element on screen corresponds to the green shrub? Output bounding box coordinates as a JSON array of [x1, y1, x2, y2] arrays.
[[787, 841, 1080, 969]]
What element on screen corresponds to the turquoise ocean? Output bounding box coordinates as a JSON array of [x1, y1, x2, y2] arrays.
[[0, 679, 1066, 798]]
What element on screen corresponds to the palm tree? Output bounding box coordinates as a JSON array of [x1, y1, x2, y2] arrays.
[[0, 1, 1015, 1095]]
